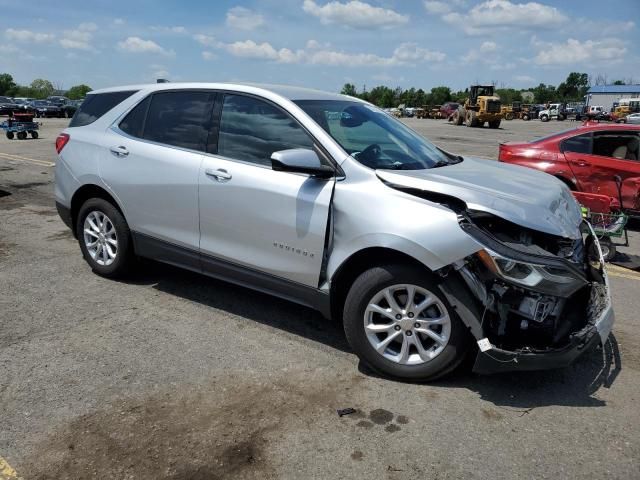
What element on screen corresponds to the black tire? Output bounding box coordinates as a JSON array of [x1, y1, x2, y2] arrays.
[[17, 131, 27, 140], [6, 131, 14, 139], [343, 264, 470, 381], [76, 198, 134, 278], [488, 120, 501, 129], [522, 114, 530, 121], [505, 112, 514, 120], [540, 114, 549, 122], [30, 131, 38, 139]]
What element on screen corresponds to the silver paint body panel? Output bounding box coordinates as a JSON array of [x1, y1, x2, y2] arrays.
[[56, 82, 583, 292]]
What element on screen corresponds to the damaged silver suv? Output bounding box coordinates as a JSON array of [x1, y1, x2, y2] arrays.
[[55, 83, 614, 380]]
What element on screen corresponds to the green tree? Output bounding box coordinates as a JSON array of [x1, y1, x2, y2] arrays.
[[0, 73, 17, 96], [496, 88, 523, 105], [30, 78, 55, 99], [340, 83, 357, 97], [531, 83, 557, 104], [613, 80, 626, 85], [429, 86, 451, 106], [66, 84, 92, 100], [556, 72, 589, 101]]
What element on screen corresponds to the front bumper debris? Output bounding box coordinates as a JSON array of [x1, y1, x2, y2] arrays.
[[471, 228, 614, 374]]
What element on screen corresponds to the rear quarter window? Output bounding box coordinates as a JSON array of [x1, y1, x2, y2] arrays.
[[69, 90, 137, 127]]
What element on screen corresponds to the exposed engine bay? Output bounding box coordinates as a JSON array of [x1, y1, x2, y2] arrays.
[[455, 210, 603, 353]]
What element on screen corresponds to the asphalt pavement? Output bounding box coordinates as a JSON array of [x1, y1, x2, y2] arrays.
[[0, 118, 638, 479]]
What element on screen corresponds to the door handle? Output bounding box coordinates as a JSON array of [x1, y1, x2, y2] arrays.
[[110, 146, 129, 157], [570, 159, 590, 167], [205, 168, 232, 181]]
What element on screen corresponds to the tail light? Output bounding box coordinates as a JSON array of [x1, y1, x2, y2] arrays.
[[55, 133, 70, 154]]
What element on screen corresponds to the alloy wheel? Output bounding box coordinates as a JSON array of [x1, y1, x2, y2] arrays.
[[83, 210, 118, 266], [364, 284, 451, 365]]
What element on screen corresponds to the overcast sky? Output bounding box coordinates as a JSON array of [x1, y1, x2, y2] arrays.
[[1, 0, 638, 92]]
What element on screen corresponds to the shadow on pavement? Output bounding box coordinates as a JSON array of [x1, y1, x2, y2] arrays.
[[124, 259, 351, 354], [125, 260, 622, 408]]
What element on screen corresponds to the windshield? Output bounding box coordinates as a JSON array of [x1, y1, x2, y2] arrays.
[[294, 100, 459, 170]]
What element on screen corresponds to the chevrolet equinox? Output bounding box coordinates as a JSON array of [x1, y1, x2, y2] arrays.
[[55, 83, 614, 380]]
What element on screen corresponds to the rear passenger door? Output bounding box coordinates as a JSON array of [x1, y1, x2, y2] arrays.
[[198, 93, 335, 288], [101, 90, 215, 251], [564, 130, 640, 209]]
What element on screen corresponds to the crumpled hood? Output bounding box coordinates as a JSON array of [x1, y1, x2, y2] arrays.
[[377, 157, 583, 239]]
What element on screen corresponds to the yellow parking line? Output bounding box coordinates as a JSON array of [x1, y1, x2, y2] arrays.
[[607, 271, 640, 281], [0, 151, 55, 167], [0, 456, 21, 480]]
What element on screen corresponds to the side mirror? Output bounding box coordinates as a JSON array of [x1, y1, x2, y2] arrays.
[[271, 149, 335, 178]]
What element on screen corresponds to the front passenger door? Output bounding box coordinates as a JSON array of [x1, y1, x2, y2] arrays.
[[198, 93, 335, 288]]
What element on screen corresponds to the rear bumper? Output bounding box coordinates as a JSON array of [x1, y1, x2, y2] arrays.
[[56, 201, 73, 232]]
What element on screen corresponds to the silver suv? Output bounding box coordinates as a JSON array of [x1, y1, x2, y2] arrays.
[[55, 83, 614, 380]]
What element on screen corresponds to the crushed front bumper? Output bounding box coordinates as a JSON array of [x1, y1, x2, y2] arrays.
[[472, 230, 615, 375]]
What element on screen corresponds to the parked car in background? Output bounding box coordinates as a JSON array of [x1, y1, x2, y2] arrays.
[[11, 98, 35, 112], [30, 100, 64, 118], [0, 96, 17, 116], [54, 82, 613, 381], [625, 113, 640, 125], [499, 122, 640, 212], [47, 96, 70, 107], [63, 99, 83, 118], [439, 102, 459, 119]]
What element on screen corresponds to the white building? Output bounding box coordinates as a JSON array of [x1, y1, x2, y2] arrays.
[[586, 84, 640, 110]]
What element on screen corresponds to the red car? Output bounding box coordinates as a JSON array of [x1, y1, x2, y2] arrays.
[[440, 102, 460, 119], [499, 122, 640, 212]]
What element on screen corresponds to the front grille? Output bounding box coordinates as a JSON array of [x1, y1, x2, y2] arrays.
[[487, 100, 501, 113]]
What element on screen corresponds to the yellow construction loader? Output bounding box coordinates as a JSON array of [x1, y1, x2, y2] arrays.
[[452, 85, 503, 128]]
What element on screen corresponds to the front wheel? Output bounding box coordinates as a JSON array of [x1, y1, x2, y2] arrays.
[[77, 198, 134, 278], [6, 131, 14, 139], [343, 265, 470, 381], [540, 114, 549, 122]]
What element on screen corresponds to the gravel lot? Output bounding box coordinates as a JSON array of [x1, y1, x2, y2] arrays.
[[1, 117, 639, 479]]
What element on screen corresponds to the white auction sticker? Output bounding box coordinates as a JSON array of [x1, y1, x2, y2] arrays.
[[477, 338, 492, 352]]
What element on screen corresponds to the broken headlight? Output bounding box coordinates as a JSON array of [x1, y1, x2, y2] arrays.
[[477, 249, 586, 296]]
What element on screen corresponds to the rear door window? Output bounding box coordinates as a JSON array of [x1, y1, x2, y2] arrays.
[[119, 95, 151, 139], [142, 91, 215, 152], [217, 94, 315, 166], [561, 133, 592, 154], [69, 90, 137, 127], [593, 131, 640, 161]]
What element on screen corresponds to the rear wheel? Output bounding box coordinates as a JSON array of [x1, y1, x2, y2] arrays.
[[343, 264, 470, 381], [505, 112, 514, 120], [597, 237, 617, 262], [17, 131, 27, 140], [522, 114, 530, 121], [30, 131, 38, 139], [77, 198, 134, 278], [6, 131, 14, 139], [488, 120, 501, 129]]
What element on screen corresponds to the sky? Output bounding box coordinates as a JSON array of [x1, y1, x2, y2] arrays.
[[1, 0, 639, 93]]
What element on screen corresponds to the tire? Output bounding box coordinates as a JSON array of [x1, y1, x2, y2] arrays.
[[522, 114, 530, 121], [30, 131, 38, 139], [343, 264, 470, 381], [6, 131, 14, 139], [557, 114, 566, 121], [465, 110, 477, 127], [540, 114, 549, 122], [76, 198, 134, 278], [454, 109, 465, 126], [597, 238, 617, 262], [488, 120, 501, 129], [17, 131, 27, 140], [505, 112, 514, 120]]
